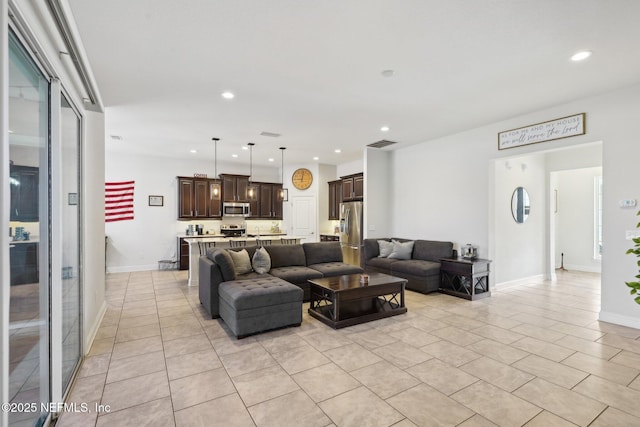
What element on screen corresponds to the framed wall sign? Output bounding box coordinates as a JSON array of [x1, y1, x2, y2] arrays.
[[148, 195, 164, 206], [498, 113, 585, 150]]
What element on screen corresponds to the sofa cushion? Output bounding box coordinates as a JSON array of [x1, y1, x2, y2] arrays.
[[378, 240, 394, 258], [228, 249, 253, 275], [389, 240, 414, 260], [303, 242, 343, 265], [208, 249, 236, 282], [269, 266, 323, 284], [309, 262, 363, 277], [252, 247, 271, 274], [366, 257, 400, 270], [413, 240, 453, 262], [391, 259, 441, 277], [219, 276, 302, 310], [265, 245, 307, 268]]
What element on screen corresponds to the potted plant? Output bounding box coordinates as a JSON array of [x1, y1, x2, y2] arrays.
[[625, 210, 640, 304]]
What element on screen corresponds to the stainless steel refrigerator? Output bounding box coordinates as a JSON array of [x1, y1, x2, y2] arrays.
[[339, 201, 363, 267]]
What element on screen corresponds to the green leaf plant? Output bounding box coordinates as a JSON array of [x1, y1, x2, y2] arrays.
[[625, 210, 640, 304]]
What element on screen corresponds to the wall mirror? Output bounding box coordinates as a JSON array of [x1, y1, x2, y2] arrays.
[[511, 186, 530, 223]]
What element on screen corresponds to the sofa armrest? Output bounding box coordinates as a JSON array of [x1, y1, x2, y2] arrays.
[[364, 239, 385, 262], [199, 256, 224, 318]]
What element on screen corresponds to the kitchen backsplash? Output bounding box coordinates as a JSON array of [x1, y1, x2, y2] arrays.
[[176, 219, 283, 235]]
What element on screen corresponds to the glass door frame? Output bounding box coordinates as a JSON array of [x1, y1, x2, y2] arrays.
[[2, 9, 85, 424]]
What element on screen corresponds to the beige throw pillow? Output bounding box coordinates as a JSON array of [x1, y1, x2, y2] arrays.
[[228, 249, 253, 275], [388, 240, 414, 260], [377, 240, 394, 258]]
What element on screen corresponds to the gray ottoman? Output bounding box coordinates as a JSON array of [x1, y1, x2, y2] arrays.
[[218, 276, 303, 338]]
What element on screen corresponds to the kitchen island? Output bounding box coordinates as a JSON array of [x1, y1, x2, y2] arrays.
[[184, 235, 305, 286]]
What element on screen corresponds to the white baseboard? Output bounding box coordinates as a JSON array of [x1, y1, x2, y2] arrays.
[[599, 311, 640, 330], [107, 264, 157, 273], [84, 301, 107, 355], [562, 263, 601, 273], [495, 274, 545, 290]]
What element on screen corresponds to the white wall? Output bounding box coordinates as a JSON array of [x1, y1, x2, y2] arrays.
[[554, 167, 602, 273], [83, 111, 106, 351], [364, 148, 392, 239], [492, 154, 546, 284], [381, 83, 640, 328], [105, 150, 280, 271]]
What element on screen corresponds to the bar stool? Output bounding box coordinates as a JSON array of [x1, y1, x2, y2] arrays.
[[229, 239, 246, 248], [198, 241, 216, 255], [281, 238, 297, 245], [256, 238, 272, 247]]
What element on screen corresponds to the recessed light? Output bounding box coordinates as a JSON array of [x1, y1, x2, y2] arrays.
[[380, 126, 390, 132], [334, 149, 341, 153], [221, 91, 235, 99], [571, 50, 592, 61], [268, 158, 274, 162], [8, 129, 14, 133], [232, 154, 238, 158], [190, 149, 197, 154], [313, 157, 319, 161], [381, 69, 395, 78], [242, 146, 248, 150]]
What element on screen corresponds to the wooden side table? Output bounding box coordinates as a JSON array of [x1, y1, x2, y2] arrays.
[[439, 258, 492, 300]]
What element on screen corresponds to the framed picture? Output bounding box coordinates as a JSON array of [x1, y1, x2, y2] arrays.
[[148, 195, 164, 206], [68, 193, 78, 205]]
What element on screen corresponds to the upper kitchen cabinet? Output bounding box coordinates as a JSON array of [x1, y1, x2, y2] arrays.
[[341, 173, 363, 202], [221, 174, 250, 202], [177, 176, 222, 219], [258, 183, 283, 219], [208, 179, 222, 217], [328, 179, 342, 220], [10, 165, 39, 222]]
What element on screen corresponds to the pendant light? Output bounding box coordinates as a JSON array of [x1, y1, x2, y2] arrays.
[[279, 147, 287, 200], [247, 142, 256, 199], [211, 138, 220, 199]]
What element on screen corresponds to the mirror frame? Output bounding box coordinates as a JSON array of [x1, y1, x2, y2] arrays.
[[511, 186, 530, 224]]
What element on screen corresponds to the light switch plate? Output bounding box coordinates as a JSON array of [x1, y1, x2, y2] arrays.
[[626, 230, 640, 240]]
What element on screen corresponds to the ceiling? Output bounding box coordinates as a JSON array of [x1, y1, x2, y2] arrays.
[[66, 0, 640, 167]]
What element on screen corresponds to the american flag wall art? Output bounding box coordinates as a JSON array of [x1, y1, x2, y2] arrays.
[[105, 180, 135, 222]]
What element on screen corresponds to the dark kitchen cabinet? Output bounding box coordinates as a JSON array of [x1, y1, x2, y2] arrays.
[[328, 179, 342, 220], [221, 174, 250, 202], [10, 242, 39, 285], [10, 165, 39, 222], [178, 237, 189, 270], [258, 183, 283, 219], [177, 177, 222, 219], [341, 173, 363, 201]]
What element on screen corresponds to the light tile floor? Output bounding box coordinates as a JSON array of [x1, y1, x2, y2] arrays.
[[56, 270, 640, 427]]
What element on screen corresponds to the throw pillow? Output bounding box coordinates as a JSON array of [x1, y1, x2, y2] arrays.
[[377, 240, 394, 258], [252, 246, 271, 274], [388, 240, 414, 260], [228, 249, 253, 275]]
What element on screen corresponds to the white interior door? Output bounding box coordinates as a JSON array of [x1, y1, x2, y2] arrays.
[[291, 195, 317, 242]]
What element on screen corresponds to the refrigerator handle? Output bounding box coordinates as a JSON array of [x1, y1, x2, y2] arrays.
[[345, 208, 350, 239]]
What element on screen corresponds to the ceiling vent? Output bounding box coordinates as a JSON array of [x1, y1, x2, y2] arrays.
[[367, 139, 398, 149], [260, 131, 281, 138], [110, 135, 123, 141]]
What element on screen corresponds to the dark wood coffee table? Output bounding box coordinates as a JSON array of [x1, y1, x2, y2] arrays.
[[308, 272, 407, 329]]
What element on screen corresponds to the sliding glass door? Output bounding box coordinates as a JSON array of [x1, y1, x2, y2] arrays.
[[8, 29, 50, 427], [60, 94, 82, 393]]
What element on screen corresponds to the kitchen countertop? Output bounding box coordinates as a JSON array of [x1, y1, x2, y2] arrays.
[[184, 235, 303, 244], [178, 232, 286, 238]]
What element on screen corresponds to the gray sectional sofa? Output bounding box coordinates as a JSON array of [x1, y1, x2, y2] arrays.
[[199, 242, 363, 337], [363, 238, 453, 294]]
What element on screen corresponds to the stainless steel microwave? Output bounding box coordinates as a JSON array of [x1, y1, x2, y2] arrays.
[[223, 202, 250, 217]]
